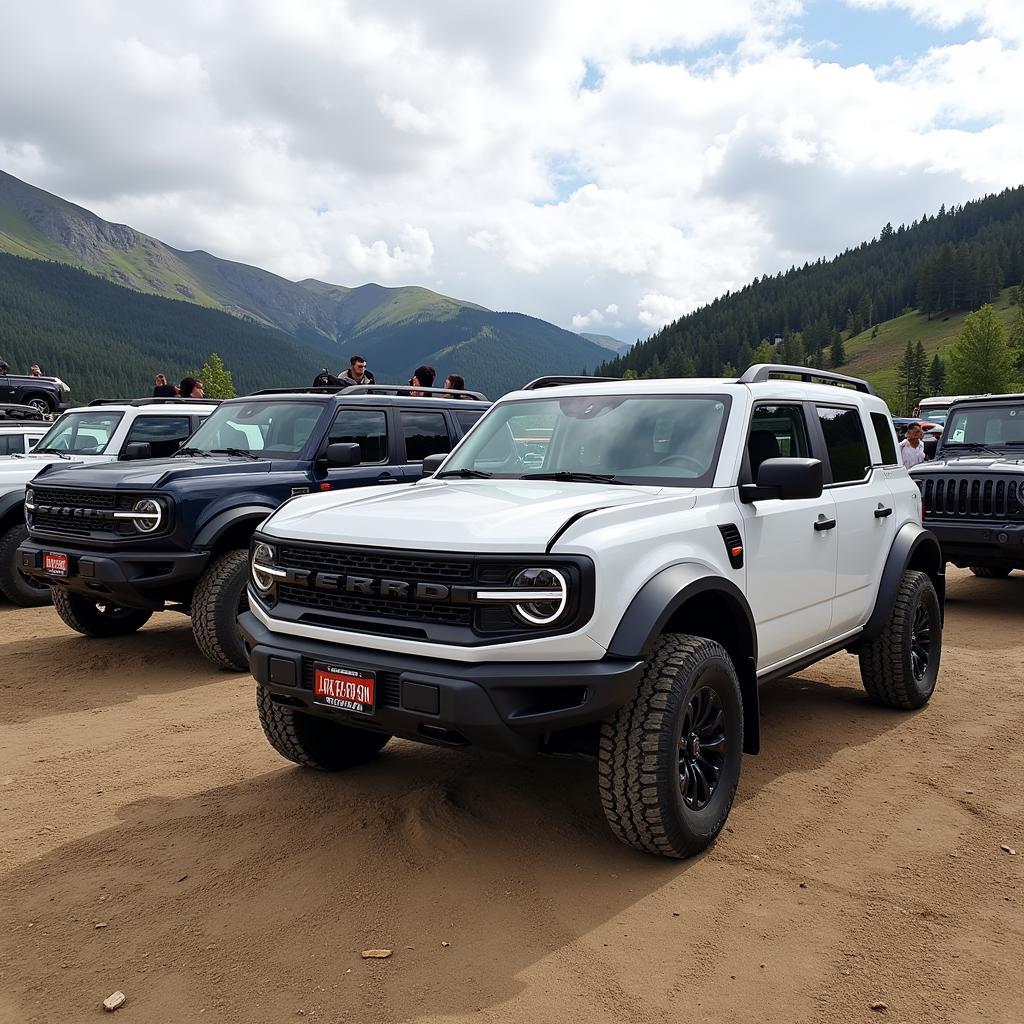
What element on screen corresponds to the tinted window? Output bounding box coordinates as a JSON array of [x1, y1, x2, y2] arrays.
[[0, 435, 20, 455], [125, 416, 193, 458], [329, 409, 387, 463], [871, 413, 899, 465], [455, 410, 484, 434], [748, 405, 811, 475], [401, 411, 452, 462], [816, 406, 871, 483]]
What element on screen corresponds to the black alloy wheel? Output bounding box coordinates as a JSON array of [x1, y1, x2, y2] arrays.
[[910, 602, 933, 683], [679, 685, 727, 811]]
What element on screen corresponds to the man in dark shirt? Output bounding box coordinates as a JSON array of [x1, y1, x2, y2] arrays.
[[153, 373, 177, 397], [338, 355, 375, 386]]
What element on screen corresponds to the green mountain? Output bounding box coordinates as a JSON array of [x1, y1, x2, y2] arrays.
[[0, 169, 610, 397]]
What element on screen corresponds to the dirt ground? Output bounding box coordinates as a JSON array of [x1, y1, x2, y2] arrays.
[[0, 567, 1021, 1024]]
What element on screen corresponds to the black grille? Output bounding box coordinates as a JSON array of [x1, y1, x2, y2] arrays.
[[301, 660, 401, 708], [278, 583, 471, 625], [919, 476, 1024, 521], [29, 486, 128, 536], [32, 487, 120, 510], [279, 546, 473, 582]]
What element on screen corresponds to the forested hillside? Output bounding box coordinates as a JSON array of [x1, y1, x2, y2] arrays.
[[597, 186, 1024, 381], [0, 254, 328, 401]]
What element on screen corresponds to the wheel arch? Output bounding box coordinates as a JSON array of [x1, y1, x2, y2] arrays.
[[194, 507, 275, 555], [607, 565, 760, 755], [0, 492, 25, 533]]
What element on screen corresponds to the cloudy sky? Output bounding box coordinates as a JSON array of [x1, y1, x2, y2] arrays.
[[1, 0, 1022, 342]]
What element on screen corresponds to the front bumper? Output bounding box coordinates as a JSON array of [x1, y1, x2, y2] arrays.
[[239, 611, 644, 758], [925, 520, 1024, 569], [17, 539, 210, 610]]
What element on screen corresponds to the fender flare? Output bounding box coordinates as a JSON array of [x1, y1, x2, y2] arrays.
[[0, 490, 25, 530], [860, 523, 944, 642], [193, 505, 276, 549], [607, 564, 760, 754]]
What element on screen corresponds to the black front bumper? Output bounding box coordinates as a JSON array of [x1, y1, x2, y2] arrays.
[[240, 611, 644, 758], [925, 520, 1024, 569], [17, 539, 210, 610]]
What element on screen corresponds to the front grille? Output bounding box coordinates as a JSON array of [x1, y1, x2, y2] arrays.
[[32, 487, 119, 509], [277, 583, 472, 625], [919, 476, 1024, 520], [28, 487, 164, 538], [279, 546, 473, 582], [301, 660, 402, 708]]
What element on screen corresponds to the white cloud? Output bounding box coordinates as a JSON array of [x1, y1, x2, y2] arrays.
[[0, 0, 1021, 339]]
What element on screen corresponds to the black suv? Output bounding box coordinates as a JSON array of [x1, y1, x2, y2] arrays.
[[18, 385, 489, 668], [0, 360, 71, 414], [911, 393, 1024, 577]]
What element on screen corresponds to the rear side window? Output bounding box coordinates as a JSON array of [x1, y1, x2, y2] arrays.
[[747, 404, 811, 475], [0, 435, 19, 455], [400, 411, 452, 462], [870, 412, 899, 466], [455, 409, 484, 434], [816, 406, 871, 483], [328, 409, 387, 463], [125, 416, 193, 458]]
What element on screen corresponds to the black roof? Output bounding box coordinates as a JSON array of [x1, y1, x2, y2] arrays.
[[946, 393, 1024, 409]]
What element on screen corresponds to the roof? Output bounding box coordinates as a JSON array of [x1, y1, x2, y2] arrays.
[[70, 400, 221, 414], [945, 393, 1024, 408], [228, 387, 489, 407]]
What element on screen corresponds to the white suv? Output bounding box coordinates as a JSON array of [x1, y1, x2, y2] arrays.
[[0, 398, 217, 605], [240, 366, 944, 858], [0, 404, 48, 457]]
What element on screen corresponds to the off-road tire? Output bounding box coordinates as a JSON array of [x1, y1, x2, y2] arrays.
[[191, 549, 250, 671], [0, 523, 52, 606], [969, 565, 1012, 578], [52, 587, 152, 637], [257, 687, 390, 770], [858, 569, 941, 710], [598, 634, 743, 859]]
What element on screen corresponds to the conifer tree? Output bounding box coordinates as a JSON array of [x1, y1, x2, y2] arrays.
[[830, 331, 846, 367], [928, 353, 946, 393], [199, 352, 236, 398], [946, 304, 1015, 394]]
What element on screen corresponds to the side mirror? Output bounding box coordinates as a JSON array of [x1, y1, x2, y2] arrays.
[[121, 441, 152, 461], [421, 453, 447, 477], [325, 442, 361, 467], [740, 458, 823, 503], [923, 436, 938, 459]]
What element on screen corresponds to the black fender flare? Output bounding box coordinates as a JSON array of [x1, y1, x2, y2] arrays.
[[860, 523, 944, 642], [193, 505, 276, 550], [0, 490, 25, 531], [607, 565, 760, 754]]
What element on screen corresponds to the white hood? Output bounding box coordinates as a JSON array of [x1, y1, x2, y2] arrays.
[[0, 454, 97, 495], [262, 478, 671, 552]]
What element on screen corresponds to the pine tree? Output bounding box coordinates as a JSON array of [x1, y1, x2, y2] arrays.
[[199, 352, 236, 398], [912, 341, 928, 395], [720, 361, 738, 377], [895, 340, 927, 415], [928, 353, 946, 393], [1008, 304, 1024, 372], [830, 330, 846, 367], [946, 304, 1015, 394]]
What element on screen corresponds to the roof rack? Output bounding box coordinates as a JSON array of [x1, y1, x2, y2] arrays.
[[0, 403, 48, 421], [86, 398, 223, 407], [250, 384, 489, 401], [521, 375, 621, 391], [737, 364, 874, 395]]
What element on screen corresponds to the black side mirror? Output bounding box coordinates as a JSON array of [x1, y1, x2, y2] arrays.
[[325, 442, 360, 467], [121, 441, 152, 461], [740, 458, 823, 503], [421, 453, 447, 477]]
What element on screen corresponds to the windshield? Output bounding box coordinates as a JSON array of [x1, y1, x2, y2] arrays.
[[185, 401, 324, 457], [439, 394, 730, 485], [35, 411, 124, 454], [943, 404, 1024, 447], [918, 404, 949, 426]]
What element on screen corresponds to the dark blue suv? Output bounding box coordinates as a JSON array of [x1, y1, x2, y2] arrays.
[[18, 386, 489, 668]]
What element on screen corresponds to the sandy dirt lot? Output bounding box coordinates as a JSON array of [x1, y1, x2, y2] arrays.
[[0, 567, 1021, 1024]]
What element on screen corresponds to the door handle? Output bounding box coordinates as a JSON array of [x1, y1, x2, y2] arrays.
[[377, 473, 400, 484], [814, 517, 837, 531], [874, 505, 893, 518]]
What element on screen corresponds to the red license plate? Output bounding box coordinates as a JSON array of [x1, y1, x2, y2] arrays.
[[43, 552, 69, 577], [313, 664, 376, 715]]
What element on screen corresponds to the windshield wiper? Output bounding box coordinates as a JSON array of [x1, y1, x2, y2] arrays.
[[521, 471, 622, 483], [32, 448, 72, 459], [436, 468, 493, 479], [209, 447, 261, 461], [174, 446, 211, 458], [946, 443, 1004, 458]]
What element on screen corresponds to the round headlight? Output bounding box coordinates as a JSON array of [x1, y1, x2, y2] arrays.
[[132, 498, 162, 533], [511, 567, 568, 625], [251, 542, 279, 593], [24, 487, 34, 508]]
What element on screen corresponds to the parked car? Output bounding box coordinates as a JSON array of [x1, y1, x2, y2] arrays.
[[0, 360, 71, 415], [0, 404, 49, 457], [914, 394, 986, 428]]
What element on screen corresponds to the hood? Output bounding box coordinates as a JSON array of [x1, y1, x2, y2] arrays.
[[913, 453, 1024, 476], [29, 456, 273, 489], [0, 453, 98, 490], [262, 478, 675, 553]]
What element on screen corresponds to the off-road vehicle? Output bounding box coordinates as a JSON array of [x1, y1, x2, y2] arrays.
[[240, 365, 945, 859], [0, 360, 71, 415], [0, 404, 48, 457], [19, 385, 489, 666], [0, 398, 217, 605], [911, 392, 1024, 578]]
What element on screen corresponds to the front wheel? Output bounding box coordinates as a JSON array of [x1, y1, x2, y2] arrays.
[[191, 549, 250, 671], [598, 634, 743, 859], [24, 396, 53, 416], [969, 565, 1012, 578], [52, 588, 153, 637], [0, 524, 53, 606], [858, 569, 942, 709]]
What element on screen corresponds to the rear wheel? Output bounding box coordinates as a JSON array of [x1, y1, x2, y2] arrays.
[[52, 587, 152, 637], [23, 395, 53, 416], [257, 687, 390, 769], [597, 634, 743, 859], [0, 524, 52, 606], [191, 549, 250, 671], [969, 565, 1012, 578]]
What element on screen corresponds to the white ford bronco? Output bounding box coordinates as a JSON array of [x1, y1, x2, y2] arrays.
[[240, 365, 944, 858], [0, 398, 217, 605]]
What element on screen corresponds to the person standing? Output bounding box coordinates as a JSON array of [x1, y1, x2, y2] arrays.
[[409, 364, 436, 396], [153, 373, 177, 397], [29, 364, 42, 377], [443, 373, 473, 398], [338, 356, 375, 386], [179, 376, 205, 399], [900, 423, 927, 468]]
